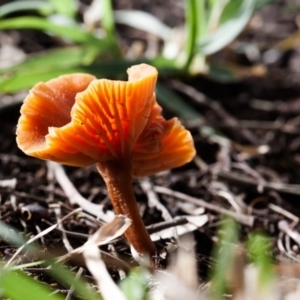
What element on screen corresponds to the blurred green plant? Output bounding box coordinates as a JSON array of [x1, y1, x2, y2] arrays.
[[119, 267, 149, 300], [0, 222, 103, 300], [0, 265, 65, 300], [246, 232, 275, 286], [0, 0, 276, 95], [209, 218, 239, 298], [209, 218, 275, 299], [0, 219, 277, 300]]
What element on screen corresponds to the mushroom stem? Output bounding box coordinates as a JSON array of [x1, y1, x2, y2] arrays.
[[96, 160, 156, 258]]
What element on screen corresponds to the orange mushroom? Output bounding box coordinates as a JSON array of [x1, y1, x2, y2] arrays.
[[16, 64, 196, 258]]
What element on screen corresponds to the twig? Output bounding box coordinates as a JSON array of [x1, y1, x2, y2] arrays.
[[278, 220, 300, 247], [47, 162, 114, 222], [65, 267, 84, 300], [269, 203, 299, 224], [54, 227, 89, 240], [52, 204, 73, 253], [219, 119, 300, 134], [140, 178, 173, 222], [153, 186, 254, 226], [214, 190, 243, 213], [150, 216, 208, 242], [0, 178, 17, 188], [218, 170, 300, 196], [139, 178, 178, 239], [147, 217, 189, 234], [11, 190, 62, 205]]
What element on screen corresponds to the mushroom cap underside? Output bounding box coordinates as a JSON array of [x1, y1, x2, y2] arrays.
[[16, 64, 196, 176]]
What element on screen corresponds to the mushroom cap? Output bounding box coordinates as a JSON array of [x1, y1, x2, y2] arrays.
[[16, 64, 196, 176]]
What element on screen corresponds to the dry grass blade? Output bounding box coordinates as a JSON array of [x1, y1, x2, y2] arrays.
[[82, 216, 131, 300], [152, 235, 203, 300], [83, 243, 126, 300], [57, 215, 131, 264], [87, 214, 132, 247]]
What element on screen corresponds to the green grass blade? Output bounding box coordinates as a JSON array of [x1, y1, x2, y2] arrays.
[[246, 233, 274, 286], [0, 47, 100, 92], [0, 16, 100, 45], [183, 0, 199, 70], [0, 47, 91, 73], [210, 218, 238, 298], [102, 0, 116, 38], [0, 48, 180, 93], [156, 82, 203, 121], [0, 267, 64, 300], [0, 222, 102, 299], [0, 67, 85, 92], [0, 222, 35, 250], [101, 0, 121, 57], [0, 54, 145, 93], [0, 1, 53, 19], [195, 0, 207, 38], [157, 81, 232, 141]]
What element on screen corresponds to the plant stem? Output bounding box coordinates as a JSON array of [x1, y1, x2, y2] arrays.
[[96, 160, 156, 258], [101, 0, 122, 57]]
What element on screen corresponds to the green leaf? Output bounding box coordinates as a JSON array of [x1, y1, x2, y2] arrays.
[[0, 16, 101, 45], [0, 48, 146, 93], [183, 0, 200, 70], [207, 63, 240, 82], [0, 47, 91, 73], [156, 81, 226, 142], [0, 1, 53, 19], [0, 222, 101, 300], [0, 46, 180, 93], [0, 47, 97, 92], [0, 267, 64, 300], [198, 0, 256, 55], [156, 82, 203, 121], [0, 67, 83, 92], [48, 0, 77, 18], [0, 222, 33, 250]]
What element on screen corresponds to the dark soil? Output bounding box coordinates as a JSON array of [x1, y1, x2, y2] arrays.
[[1, 0, 300, 296]]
